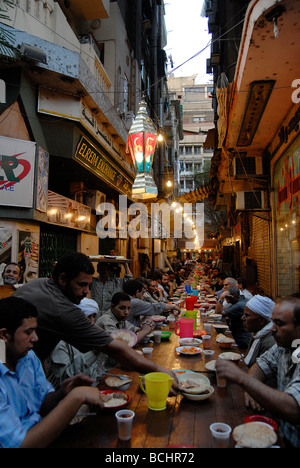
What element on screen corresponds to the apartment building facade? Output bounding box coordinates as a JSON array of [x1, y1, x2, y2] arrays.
[[167, 75, 214, 195], [0, 0, 180, 280]]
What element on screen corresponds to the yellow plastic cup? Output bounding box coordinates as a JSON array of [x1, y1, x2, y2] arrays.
[[139, 372, 174, 411]]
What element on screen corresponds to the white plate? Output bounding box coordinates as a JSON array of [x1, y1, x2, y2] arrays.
[[181, 385, 214, 401], [175, 346, 203, 356], [205, 360, 216, 372], [177, 371, 210, 394], [110, 329, 138, 347], [151, 315, 167, 322], [178, 338, 203, 346]]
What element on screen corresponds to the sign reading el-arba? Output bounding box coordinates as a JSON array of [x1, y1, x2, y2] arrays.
[[74, 137, 133, 197]]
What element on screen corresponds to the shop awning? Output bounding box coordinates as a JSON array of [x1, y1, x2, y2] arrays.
[[224, 0, 300, 155], [203, 128, 217, 148], [178, 180, 218, 204]]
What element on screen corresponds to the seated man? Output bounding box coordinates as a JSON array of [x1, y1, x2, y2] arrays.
[[216, 297, 300, 448], [47, 298, 100, 389], [217, 285, 251, 349], [142, 278, 161, 304], [123, 279, 181, 327], [237, 277, 253, 300], [153, 270, 170, 301], [0, 296, 104, 448], [1, 262, 22, 285], [96, 291, 155, 343], [242, 294, 276, 368]]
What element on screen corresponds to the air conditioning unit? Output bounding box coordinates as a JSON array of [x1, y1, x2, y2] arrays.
[[236, 191, 265, 211], [85, 190, 106, 210], [233, 156, 264, 177]]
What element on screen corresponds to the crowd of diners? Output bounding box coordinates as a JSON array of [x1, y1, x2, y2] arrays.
[[0, 253, 299, 448]]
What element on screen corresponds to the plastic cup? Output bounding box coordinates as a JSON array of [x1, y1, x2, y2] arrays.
[[142, 347, 153, 360], [209, 423, 232, 448], [203, 350, 215, 361], [115, 410, 135, 441], [216, 359, 227, 388], [203, 323, 212, 333], [153, 331, 162, 344], [202, 334, 211, 349], [168, 317, 175, 329]]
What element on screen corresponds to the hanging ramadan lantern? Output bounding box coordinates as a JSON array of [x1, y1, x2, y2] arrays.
[[127, 100, 158, 199]]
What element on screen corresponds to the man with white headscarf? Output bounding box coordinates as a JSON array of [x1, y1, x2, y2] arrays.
[[242, 295, 276, 368], [46, 298, 100, 389]]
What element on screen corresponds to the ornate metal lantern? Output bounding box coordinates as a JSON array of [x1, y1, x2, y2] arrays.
[[127, 100, 158, 199]]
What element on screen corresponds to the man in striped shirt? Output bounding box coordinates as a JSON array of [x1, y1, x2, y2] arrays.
[[216, 297, 300, 448]]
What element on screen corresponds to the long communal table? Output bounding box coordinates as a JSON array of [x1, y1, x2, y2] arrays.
[[50, 312, 259, 449]]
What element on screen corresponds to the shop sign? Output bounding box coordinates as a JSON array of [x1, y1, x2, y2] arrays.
[[0, 228, 12, 272], [18, 231, 39, 283], [38, 88, 124, 162], [271, 107, 300, 158], [47, 191, 91, 232], [36, 146, 49, 213], [74, 137, 133, 197], [0, 136, 36, 208], [274, 138, 300, 216]]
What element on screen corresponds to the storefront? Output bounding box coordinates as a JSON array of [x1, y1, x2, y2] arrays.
[[273, 134, 300, 297]]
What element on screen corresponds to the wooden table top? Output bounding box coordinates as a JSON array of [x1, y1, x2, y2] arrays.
[[50, 313, 258, 449]]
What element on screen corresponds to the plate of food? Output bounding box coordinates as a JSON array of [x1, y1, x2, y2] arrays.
[[193, 330, 208, 338], [161, 331, 172, 340], [173, 369, 193, 375], [178, 338, 203, 346], [181, 385, 215, 401], [151, 315, 167, 322], [205, 360, 216, 372], [219, 352, 241, 363], [232, 422, 277, 448], [207, 313, 222, 321], [244, 415, 278, 432], [110, 329, 138, 347], [104, 375, 133, 391], [177, 371, 210, 394], [175, 346, 203, 356], [216, 334, 235, 348], [100, 390, 130, 410]]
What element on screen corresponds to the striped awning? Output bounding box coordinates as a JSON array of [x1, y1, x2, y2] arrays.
[[178, 179, 218, 204]]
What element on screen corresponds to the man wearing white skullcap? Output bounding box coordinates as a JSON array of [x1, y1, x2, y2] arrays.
[[47, 298, 100, 389], [79, 297, 99, 319], [242, 295, 276, 368]]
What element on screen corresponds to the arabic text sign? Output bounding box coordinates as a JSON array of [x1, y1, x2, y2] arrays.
[[74, 137, 132, 197], [0, 136, 36, 208]]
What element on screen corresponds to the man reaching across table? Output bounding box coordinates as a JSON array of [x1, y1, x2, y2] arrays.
[[13, 252, 178, 390]]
